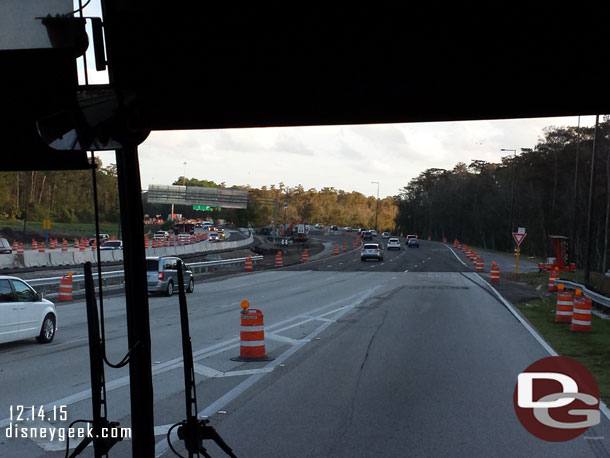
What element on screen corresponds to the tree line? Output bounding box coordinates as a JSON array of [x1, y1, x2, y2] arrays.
[[143, 178, 398, 232], [0, 158, 120, 224], [395, 117, 610, 272]]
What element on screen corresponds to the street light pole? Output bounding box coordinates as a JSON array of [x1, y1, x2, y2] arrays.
[[372, 181, 380, 232], [501, 149, 517, 238], [183, 162, 187, 186]]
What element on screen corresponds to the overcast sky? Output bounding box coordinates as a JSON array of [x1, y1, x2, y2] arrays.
[[96, 116, 596, 199], [77, 3, 597, 199]]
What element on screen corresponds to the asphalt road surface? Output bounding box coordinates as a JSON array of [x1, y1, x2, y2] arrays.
[[1, 238, 609, 457]]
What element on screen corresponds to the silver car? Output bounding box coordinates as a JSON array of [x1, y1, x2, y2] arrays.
[[146, 257, 194, 296], [361, 243, 384, 262]]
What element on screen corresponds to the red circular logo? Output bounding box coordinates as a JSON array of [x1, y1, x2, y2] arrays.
[[513, 356, 600, 441]]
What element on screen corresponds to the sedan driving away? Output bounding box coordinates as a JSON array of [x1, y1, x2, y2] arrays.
[[0, 276, 57, 344], [361, 243, 384, 262], [387, 238, 401, 250], [408, 238, 420, 248]]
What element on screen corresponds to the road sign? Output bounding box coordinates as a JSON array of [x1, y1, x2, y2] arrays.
[[517, 227, 526, 234], [512, 232, 527, 246], [192, 205, 222, 211]]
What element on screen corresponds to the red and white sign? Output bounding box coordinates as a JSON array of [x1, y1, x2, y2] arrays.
[[513, 232, 527, 246]]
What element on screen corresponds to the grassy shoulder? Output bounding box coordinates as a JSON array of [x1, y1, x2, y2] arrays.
[[516, 297, 610, 406], [0, 220, 120, 239]]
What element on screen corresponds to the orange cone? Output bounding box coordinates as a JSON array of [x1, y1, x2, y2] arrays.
[[334, 244, 339, 255], [548, 268, 560, 292], [58, 273, 73, 301], [244, 255, 254, 271], [555, 284, 573, 323], [275, 251, 283, 267], [490, 262, 500, 282], [231, 301, 273, 361], [302, 249, 309, 262], [570, 289, 591, 332]]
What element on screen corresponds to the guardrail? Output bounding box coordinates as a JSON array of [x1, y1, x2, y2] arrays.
[[26, 256, 264, 294], [556, 279, 610, 310]]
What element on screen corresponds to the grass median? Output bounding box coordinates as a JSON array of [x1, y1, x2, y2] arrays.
[[516, 296, 610, 405]]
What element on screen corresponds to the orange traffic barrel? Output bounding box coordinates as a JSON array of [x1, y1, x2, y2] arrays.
[[58, 274, 73, 301], [555, 284, 573, 323], [17, 243, 24, 254], [32, 239, 38, 250], [548, 269, 560, 292], [231, 302, 273, 361], [12, 240, 18, 251], [74, 238, 79, 249], [490, 262, 500, 282], [62, 239, 68, 252], [38, 242, 46, 253], [475, 257, 484, 272], [275, 251, 283, 267], [570, 290, 591, 332], [302, 249, 309, 262], [342, 242, 346, 252], [334, 244, 339, 255], [244, 255, 254, 271]]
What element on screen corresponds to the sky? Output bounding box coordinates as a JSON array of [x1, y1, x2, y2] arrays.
[[75, 1, 598, 199], [95, 116, 597, 199]]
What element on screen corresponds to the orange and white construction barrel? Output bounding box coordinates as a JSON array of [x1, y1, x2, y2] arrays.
[[244, 255, 254, 271], [570, 290, 591, 332], [490, 262, 500, 282], [275, 251, 283, 267], [555, 284, 574, 323], [231, 301, 273, 361], [58, 274, 73, 301], [548, 269, 560, 292]]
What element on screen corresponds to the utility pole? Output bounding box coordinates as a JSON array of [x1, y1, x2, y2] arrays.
[[571, 116, 581, 263], [501, 148, 517, 237], [372, 181, 380, 232], [584, 115, 599, 285]]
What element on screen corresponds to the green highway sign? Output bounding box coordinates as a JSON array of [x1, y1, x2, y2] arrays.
[[193, 205, 222, 211]]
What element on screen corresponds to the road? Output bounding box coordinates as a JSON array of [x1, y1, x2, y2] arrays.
[[1, 238, 609, 457]]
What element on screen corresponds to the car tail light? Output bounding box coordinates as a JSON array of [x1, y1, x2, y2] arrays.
[[375, 248, 379, 252], [158, 272, 165, 281]]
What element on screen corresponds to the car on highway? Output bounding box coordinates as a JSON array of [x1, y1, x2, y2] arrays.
[[154, 231, 169, 239], [344, 227, 352, 232], [381, 232, 390, 238], [315, 223, 323, 228], [330, 225, 338, 231], [406, 234, 417, 243], [0, 238, 13, 254], [146, 256, 194, 296], [361, 243, 384, 262], [100, 240, 123, 250], [370, 230, 378, 237], [208, 231, 220, 242], [362, 231, 373, 241], [216, 227, 226, 240], [89, 233, 109, 246], [0, 276, 57, 344], [407, 238, 420, 248], [387, 238, 401, 250]]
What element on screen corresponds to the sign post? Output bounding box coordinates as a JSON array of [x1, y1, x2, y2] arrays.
[[43, 219, 51, 245], [512, 229, 527, 279]]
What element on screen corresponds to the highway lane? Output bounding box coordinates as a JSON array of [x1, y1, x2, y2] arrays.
[[1, 239, 609, 457]]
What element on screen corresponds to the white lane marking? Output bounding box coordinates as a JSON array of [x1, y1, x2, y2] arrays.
[[302, 316, 336, 323], [428, 257, 431, 260], [414, 265, 418, 268], [445, 245, 468, 267], [404, 270, 409, 273], [193, 363, 273, 378], [392, 277, 397, 280], [266, 333, 311, 345], [155, 286, 382, 457], [463, 272, 610, 423], [193, 363, 224, 378]]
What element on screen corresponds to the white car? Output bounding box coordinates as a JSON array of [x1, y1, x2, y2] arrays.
[[0, 276, 57, 344], [387, 238, 401, 250], [100, 240, 123, 250], [208, 231, 220, 242], [381, 232, 390, 238], [370, 230, 378, 237]]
